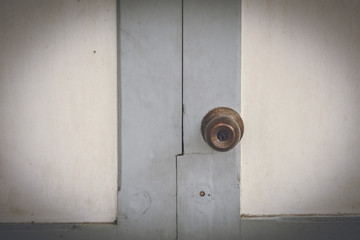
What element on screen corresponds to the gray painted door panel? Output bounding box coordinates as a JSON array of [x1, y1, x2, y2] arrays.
[[118, 0, 182, 239], [178, 0, 241, 239], [178, 153, 240, 240]]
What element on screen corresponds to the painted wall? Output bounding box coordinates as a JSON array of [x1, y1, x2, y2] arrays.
[[0, 0, 117, 222], [241, 0, 360, 215]]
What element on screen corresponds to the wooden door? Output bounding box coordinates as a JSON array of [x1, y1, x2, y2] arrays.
[[119, 0, 241, 239]]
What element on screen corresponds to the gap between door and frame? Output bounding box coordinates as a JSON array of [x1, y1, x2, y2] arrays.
[[175, 0, 185, 239]]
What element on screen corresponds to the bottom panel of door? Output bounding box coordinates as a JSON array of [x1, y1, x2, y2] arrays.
[[177, 153, 240, 240]]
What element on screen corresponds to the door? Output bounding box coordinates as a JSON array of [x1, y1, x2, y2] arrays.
[[119, 0, 241, 239], [178, 0, 241, 239]]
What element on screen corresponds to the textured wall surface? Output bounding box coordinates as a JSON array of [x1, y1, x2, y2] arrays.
[[241, 0, 360, 215], [0, 0, 117, 222]]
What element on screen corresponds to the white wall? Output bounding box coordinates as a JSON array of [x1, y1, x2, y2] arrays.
[[0, 0, 117, 222], [241, 0, 360, 215]]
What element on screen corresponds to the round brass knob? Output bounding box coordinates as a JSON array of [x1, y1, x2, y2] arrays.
[[201, 107, 244, 152]]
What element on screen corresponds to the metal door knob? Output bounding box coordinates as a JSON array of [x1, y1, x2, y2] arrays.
[[201, 107, 244, 152]]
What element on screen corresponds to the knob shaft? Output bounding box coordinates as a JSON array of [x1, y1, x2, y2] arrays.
[[201, 107, 244, 152]]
